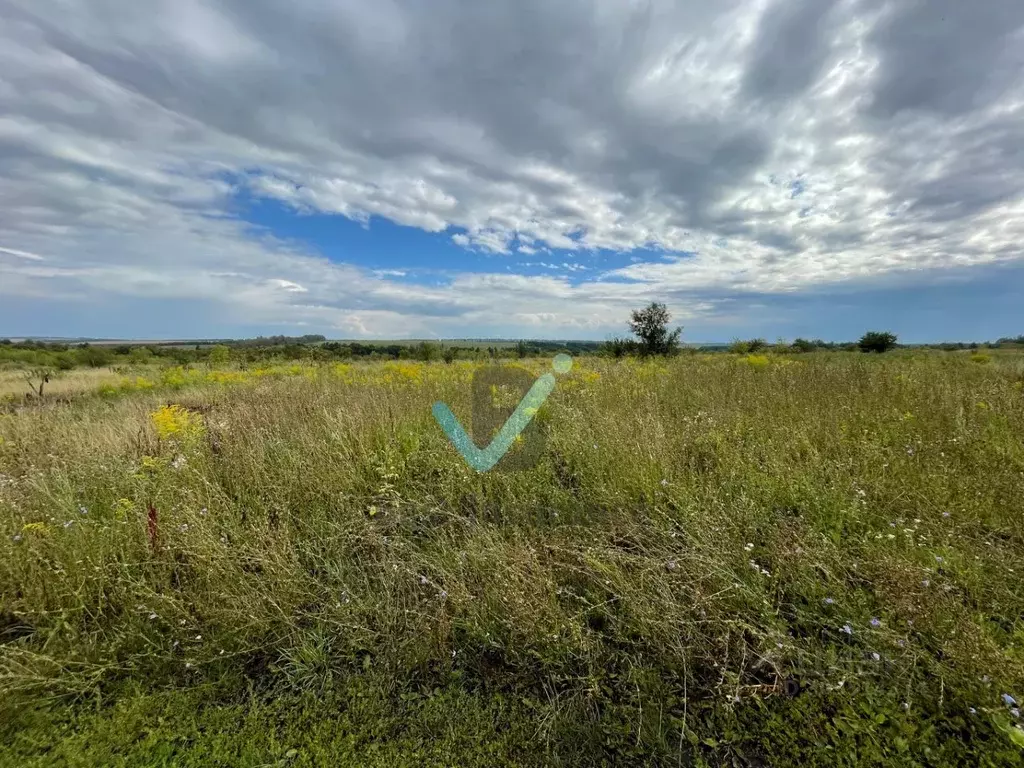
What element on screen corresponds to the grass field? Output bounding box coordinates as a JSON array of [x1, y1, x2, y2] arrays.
[[2, 352, 1023, 766]]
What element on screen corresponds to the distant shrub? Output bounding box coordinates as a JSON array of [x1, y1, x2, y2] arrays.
[[970, 352, 991, 364], [858, 331, 898, 353], [729, 338, 767, 354], [602, 337, 640, 359]]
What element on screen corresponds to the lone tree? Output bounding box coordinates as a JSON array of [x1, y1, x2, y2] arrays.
[[629, 302, 682, 356], [858, 331, 898, 353]]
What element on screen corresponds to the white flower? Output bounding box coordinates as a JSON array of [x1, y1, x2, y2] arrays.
[[871, 652, 880, 661], [171, 455, 187, 471]]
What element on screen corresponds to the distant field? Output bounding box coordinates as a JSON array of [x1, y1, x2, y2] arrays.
[[2, 351, 1023, 765]]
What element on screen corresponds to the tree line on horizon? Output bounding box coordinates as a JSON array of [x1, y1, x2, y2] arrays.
[[1, 318, 1022, 371]]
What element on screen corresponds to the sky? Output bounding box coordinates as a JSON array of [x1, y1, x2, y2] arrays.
[[1, 0, 1023, 343]]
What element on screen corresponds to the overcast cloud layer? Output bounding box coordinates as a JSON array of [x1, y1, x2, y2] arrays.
[[1, 0, 1023, 339]]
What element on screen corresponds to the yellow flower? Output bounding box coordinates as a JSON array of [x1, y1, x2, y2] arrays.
[[150, 405, 204, 439], [21, 522, 51, 536]]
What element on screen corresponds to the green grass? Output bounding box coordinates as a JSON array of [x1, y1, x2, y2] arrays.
[[2, 351, 1024, 765]]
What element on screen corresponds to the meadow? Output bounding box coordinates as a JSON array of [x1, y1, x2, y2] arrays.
[[1, 351, 1023, 766]]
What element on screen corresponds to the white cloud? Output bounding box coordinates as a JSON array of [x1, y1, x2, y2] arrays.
[[0, 245, 45, 261], [268, 278, 307, 293], [1, 0, 1023, 338]]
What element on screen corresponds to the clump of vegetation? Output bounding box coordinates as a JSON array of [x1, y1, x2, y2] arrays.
[[859, 330, 899, 353]]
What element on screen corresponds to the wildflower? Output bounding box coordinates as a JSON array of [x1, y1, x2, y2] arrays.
[[660, 479, 668, 487], [12, 533, 22, 543], [78, 506, 88, 515], [439, 590, 448, 599], [942, 512, 951, 518], [200, 507, 207, 516], [151, 404, 204, 440], [178, 524, 188, 533], [921, 579, 930, 588], [1003, 694, 1018, 707], [969, 707, 977, 714], [744, 543, 754, 551], [195, 634, 202, 641], [171, 455, 187, 471], [185, 662, 193, 669], [871, 652, 880, 661], [63, 520, 74, 529], [870, 618, 881, 627], [935, 556, 943, 563], [1012, 709, 1021, 719], [419, 575, 429, 585], [897, 639, 905, 647], [665, 560, 677, 571], [841, 624, 853, 635], [823, 598, 835, 605], [149, 613, 157, 620], [856, 489, 866, 498]]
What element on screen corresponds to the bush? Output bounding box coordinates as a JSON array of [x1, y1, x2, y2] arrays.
[[602, 337, 640, 359], [858, 331, 898, 353], [729, 338, 767, 354]]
